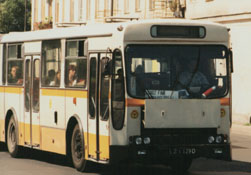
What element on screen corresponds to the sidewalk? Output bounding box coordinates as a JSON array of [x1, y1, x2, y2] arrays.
[[231, 123, 251, 163], [231, 123, 251, 136]]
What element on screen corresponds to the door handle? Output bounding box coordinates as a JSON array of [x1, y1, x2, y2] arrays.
[[54, 111, 58, 124]]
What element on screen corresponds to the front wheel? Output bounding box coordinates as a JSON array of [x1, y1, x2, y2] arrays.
[[7, 117, 20, 157], [71, 124, 87, 172]]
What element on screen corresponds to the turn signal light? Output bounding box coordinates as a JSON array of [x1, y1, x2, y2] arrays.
[[220, 108, 226, 117]]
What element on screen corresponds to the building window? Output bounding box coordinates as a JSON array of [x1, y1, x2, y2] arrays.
[[86, 0, 91, 20], [96, 0, 105, 19], [113, 0, 119, 16], [124, 0, 129, 14], [78, 0, 84, 21], [48, 0, 52, 17], [34, 0, 38, 24], [41, 0, 45, 21], [41, 40, 61, 87], [7, 44, 23, 85], [70, 0, 75, 22], [135, 0, 141, 12], [62, 0, 65, 22], [104, 0, 111, 17], [149, 0, 155, 10], [65, 39, 87, 88], [55, 0, 59, 23]]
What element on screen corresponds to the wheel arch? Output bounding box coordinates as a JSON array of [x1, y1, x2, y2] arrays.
[[66, 114, 84, 158], [5, 108, 19, 145]]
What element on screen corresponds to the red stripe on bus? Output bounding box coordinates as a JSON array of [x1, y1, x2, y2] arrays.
[[126, 99, 145, 107], [220, 98, 230, 106]]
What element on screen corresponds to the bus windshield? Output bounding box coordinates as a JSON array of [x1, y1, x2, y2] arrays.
[[125, 45, 229, 99]]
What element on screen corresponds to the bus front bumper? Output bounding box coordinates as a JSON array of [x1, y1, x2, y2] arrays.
[[109, 143, 231, 164]]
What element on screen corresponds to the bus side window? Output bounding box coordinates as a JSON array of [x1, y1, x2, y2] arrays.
[[111, 49, 125, 130], [100, 57, 110, 121], [7, 44, 23, 85], [2, 44, 6, 85], [65, 39, 87, 88], [33, 59, 40, 112], [41, 40, 61, 87]]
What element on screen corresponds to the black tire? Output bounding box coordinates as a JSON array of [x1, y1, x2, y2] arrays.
[[71, 123, 87, 172], [7, 117, 20, 157], [0, 142, 6, 151], [169, 158, 193, 174]]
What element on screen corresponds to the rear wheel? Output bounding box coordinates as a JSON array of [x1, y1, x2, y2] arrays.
[[7, 117, 20, 157], [71, 123, 87, 172]]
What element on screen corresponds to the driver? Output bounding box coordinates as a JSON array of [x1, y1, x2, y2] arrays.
[[178, 59, 209, 92]]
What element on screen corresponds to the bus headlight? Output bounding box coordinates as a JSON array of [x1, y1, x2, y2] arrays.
[[208, 136, 215, 144], [143, 137, 151, 144], [216, 135, 222, 143], [135, 137, 142, 145]]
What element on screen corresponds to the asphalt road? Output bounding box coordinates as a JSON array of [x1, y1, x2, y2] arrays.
[[0, 124, 251, 175]]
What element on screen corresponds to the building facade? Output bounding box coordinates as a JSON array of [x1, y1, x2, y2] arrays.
[[31, 0, 185, 30]]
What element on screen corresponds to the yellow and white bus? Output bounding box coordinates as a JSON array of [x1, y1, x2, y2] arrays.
[[0, 19, 232, 172]]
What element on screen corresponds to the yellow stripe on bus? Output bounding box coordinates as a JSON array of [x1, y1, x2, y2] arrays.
[[41, 88, 87, 98], [0, 87, 4, 93], [5, 87, 23, 94], [41, 89, 65, 97], [65, 90, 87, 98]]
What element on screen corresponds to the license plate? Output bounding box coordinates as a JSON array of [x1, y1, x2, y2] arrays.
[[168, 148, 196, 155]]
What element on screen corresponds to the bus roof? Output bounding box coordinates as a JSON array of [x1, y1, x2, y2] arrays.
[[0, 19, 229, 44], [0, 24, 114, 43], [122, 19, 229, 43]]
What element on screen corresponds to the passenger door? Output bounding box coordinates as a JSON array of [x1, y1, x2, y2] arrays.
[[88, 53, 110, 161], [24, 55, 40, 147]]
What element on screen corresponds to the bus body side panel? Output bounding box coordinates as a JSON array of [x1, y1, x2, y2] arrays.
[[40, 88, 66, 155], [0, 44, 4, 142], [19, 89, 25, 147], [5, 87, 23, 144], [65, 89, 88, 158], [218, 97, 231, 136], [0, 86, 4, 142]]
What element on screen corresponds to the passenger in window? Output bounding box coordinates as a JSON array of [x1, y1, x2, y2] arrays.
[[8, 66, 22, 84], [47, 69, 56, 85], [67, 64, 78, 86], [50, 71, 60, 86]]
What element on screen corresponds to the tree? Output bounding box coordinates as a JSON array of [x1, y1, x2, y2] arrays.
[[0, 0, 31, 33]]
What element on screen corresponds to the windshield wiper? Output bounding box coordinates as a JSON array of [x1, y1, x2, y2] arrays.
[[136, 79, 153, 99], [145, 88, 154, 99]]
